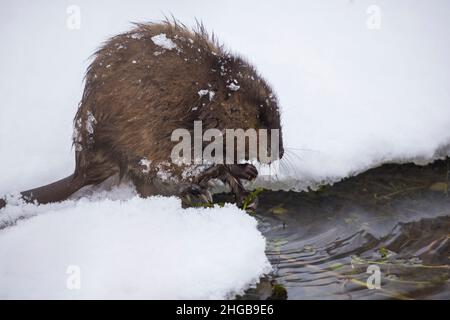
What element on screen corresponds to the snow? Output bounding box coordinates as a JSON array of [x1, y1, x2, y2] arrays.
[[0, 192, 270, 299], [198, 89, 215, 100], [151, 33, 178, 50], [130, 32, 143, 40], [85, 111, 97, 135], [198, 89, 209, 97], [139, 158, 151, 173], [0, 0, 450, 298]]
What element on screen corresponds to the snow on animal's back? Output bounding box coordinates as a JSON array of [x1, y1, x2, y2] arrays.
[[72, 22, 281, 185]]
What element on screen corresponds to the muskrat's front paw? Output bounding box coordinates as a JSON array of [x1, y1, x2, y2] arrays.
[[180, 185, 213, 208], [229, 164, 258, 181]]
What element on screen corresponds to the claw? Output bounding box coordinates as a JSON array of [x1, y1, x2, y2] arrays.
[[228, 164, 258, 181], [200, 190, 213, 203], [207, 180, 217, 188]]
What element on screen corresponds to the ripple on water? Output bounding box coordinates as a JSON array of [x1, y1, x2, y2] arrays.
[[249, 160, 450, 299]]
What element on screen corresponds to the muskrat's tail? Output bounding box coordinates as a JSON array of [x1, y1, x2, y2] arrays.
[[0, 174, 87, 209]]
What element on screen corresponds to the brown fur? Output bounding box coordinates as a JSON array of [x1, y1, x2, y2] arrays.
[[1, 20, 283, 208]]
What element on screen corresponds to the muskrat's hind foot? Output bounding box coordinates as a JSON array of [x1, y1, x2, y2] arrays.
[[180, 185, 213, 208]]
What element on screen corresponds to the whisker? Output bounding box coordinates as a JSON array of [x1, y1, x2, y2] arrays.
[[285, 146, 321, 153], [280, 153, 299, 178], [287, 152, 302, 178], [284, 149, 306, 165]]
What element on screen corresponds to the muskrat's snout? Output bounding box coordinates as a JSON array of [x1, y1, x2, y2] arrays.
[[273, 129, 284, 161], [261, 131, 284, 165]]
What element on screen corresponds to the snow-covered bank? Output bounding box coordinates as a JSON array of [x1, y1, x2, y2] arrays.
[[0, 191, 270, 299], [1, 0, 450, 193]]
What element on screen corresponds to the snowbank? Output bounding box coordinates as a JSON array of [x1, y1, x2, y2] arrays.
[[0, 190, 270, 299]]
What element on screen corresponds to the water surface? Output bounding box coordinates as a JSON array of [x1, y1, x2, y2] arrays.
[[241, 160, 450, 299]]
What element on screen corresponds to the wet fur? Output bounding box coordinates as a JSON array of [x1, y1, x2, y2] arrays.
[[1, 20, 283, 208]]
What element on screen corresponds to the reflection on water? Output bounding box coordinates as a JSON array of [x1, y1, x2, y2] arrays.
[[244, 160, 450, 299]]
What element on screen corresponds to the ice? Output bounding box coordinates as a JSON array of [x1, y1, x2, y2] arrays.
[[0, 193, 270, 299]]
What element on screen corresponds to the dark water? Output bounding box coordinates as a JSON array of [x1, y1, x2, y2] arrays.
[[242, 160, 450, 300]]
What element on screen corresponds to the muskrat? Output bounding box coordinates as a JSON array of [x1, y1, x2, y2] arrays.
[[0, 20, 283, 210]]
